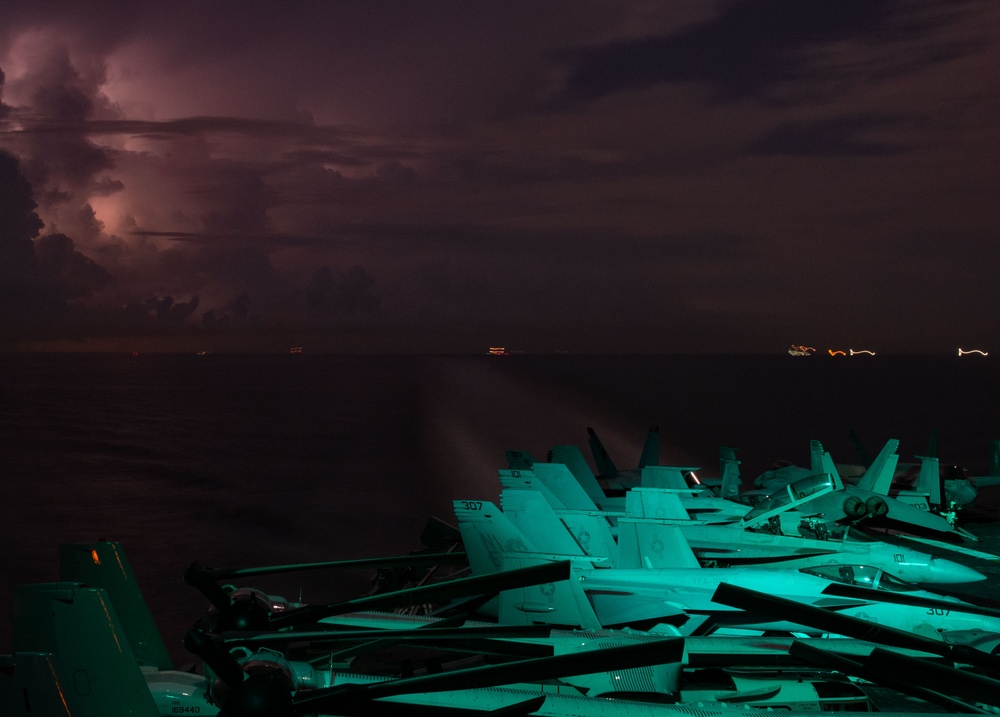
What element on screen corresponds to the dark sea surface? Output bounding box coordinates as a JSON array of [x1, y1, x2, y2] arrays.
[[2, 352, 999, 667]]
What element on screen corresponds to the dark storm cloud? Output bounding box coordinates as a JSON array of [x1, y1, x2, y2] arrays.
[[0, 150, 121, 343], [34, 233, 114, 299], [0, 150, 43, 298], [1, 41, 122, 242], [0, 151, 43, 252], [556, 0, 976, 104], [2, 1, 998, 352]]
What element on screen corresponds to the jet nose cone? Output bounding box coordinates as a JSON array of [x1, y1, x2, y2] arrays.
[[929, 557, 987, 583]]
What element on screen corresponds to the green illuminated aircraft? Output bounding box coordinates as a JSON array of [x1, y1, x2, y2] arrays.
[[10, 539, 1000, 716], [0, 542, 900, 716], [497, 459, 984, 584], [453, 498, 1000, 639]]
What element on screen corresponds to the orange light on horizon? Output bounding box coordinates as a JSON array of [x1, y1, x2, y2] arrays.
[[828, 349, 847, 356]]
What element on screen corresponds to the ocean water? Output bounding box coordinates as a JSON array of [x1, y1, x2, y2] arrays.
[[1, 352, 998, 665]]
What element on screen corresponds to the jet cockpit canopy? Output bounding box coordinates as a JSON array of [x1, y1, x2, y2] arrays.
[[800, 564, 918, 593]]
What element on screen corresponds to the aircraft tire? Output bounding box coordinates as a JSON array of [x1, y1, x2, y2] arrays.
[[865, 496, 889, 517], [842, 495, 867, 518]]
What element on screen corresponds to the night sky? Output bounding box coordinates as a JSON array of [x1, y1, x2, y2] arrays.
[[1, 1, 998, 354]]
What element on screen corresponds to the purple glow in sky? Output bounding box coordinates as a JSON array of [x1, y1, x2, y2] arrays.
[[2, 1, 998, 353]]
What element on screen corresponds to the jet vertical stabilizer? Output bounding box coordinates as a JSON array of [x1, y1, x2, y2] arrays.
[[914, 454, 943, 508], [820, 450, 846, 491], [506, 449, 537, 470], [809, 440, 826, 474], [0, 652, 80, 717], [641, 466, 701, 491], [454, 499, 541, 575], [501, 489, 588, 557], [548, 444, 607, 504], [502, 488, 619, 565], [453, 499, 602, 628], [587, 426, 619, 479], [59, 541, 173, 671], [617, 521, 701, 569], [556, 511, 619, 565], [499, 469, 568, 510], [718, 446, 742, 500], [529, 462, 603, 511], [637, 425, 660, 469], [963, 439, 1000, 488], [848, 430, 873, 468], [625, 487, 690, 520], [12, 583, 161, 717], [857, 440, 901, 494]]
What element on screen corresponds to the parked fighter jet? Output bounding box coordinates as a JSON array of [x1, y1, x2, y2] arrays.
[[7, 578, 689, 717], [6, 541, 899, 717], [9, 541, 701, 716], [841, 430, 979, 509], [748, 442, 961, 538], [497, 484, 985, 584], [182, 543, 906, 713], [758, 434, 980, 511], [454, 499, 1000, 639]]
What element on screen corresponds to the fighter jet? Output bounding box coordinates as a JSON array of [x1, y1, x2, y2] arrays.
[[9, 579, 690, 717], [747, 442, 961, 538], [8, 541, 698, 716], [758, 434, 980, 512], [454, 499, 1000, 639], [7, 541, 899, 717], [496, 483, 984, 584], [841, 430, 979, 509]]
